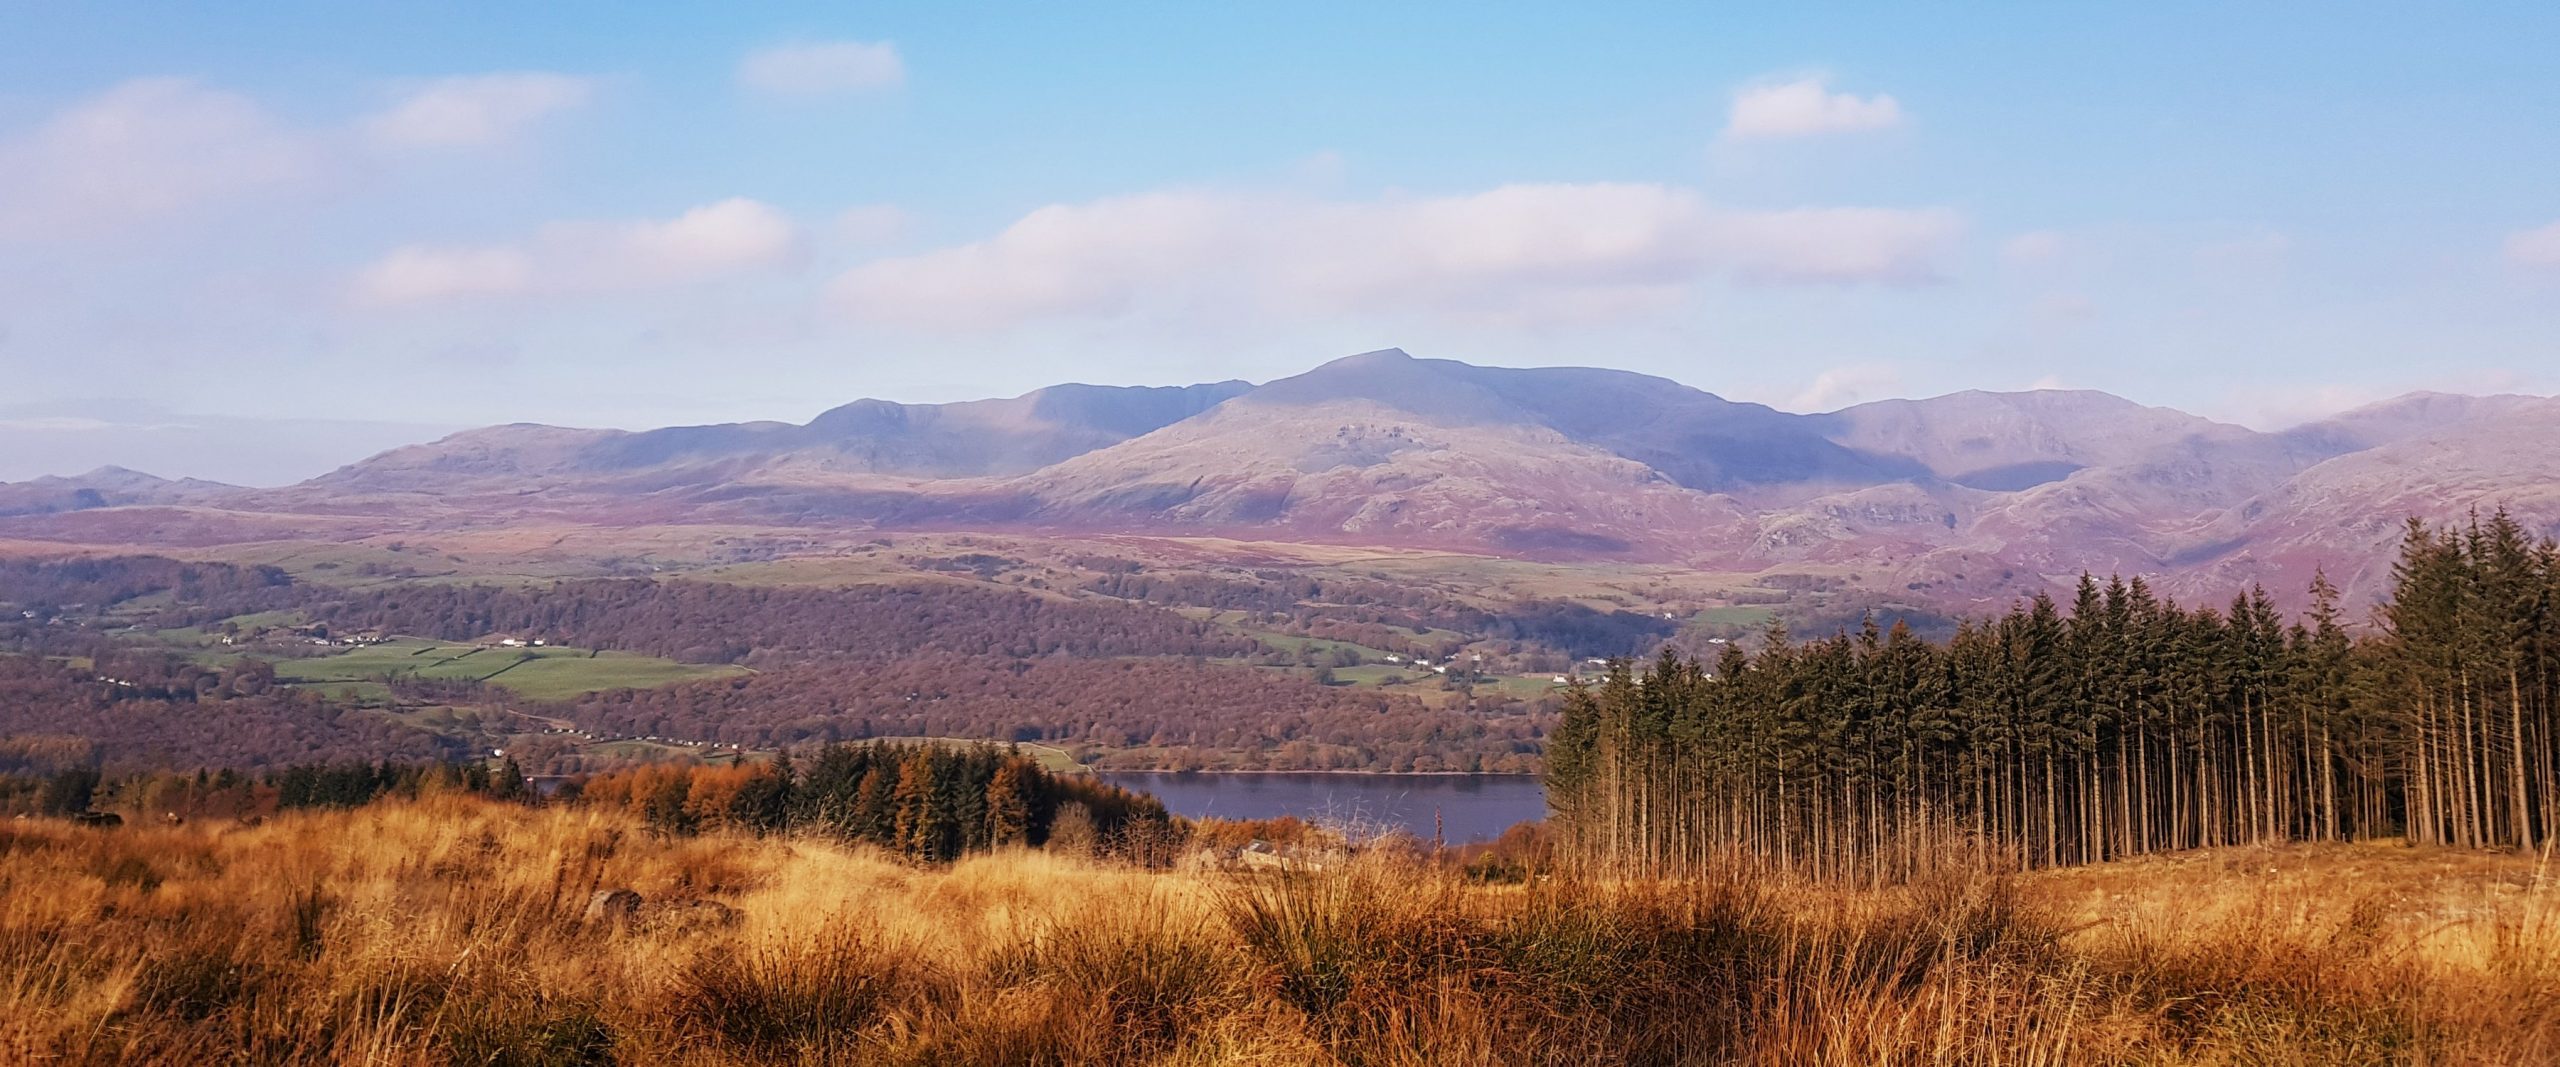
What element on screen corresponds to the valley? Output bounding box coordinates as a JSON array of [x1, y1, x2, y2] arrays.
[[2, 349, 2553, 781], [10, 9, 2556, 1063]]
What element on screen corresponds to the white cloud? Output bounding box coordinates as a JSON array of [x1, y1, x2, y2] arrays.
[[362, 72, 594, 150], [827, 184, 1960, 331], [1725, 76, 1903, 140], [738, 40, 905, 97], [2506, 220, 2560, 269], [354, 198, 797, 305], [355, 245, 537, 304], [0, 78, 327, 239], [1789, 363, 1904, 411]]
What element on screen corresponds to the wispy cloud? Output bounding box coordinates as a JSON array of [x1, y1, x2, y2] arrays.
[[362, 72, 595, 150], [354, 198, 798, 305], [0, 78, 328, 239], [827, 184, 1961, 331], [1725, 75, 1903, 140], [738, 40, 905, 97], [2506, 220, 2560, 269], [0, 72, 599, 240]]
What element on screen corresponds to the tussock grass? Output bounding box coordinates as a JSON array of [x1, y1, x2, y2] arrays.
[[0, 800, 2552, 1064]]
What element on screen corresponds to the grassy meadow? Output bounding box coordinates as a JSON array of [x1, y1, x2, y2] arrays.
[[2, 796, 2554, 1065], [271, 638, 749, 703]]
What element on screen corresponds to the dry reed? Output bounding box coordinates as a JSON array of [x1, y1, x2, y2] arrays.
[[1, 799, 2551, 1064]]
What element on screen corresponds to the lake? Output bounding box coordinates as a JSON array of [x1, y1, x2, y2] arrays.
[[1100, 771, 1547, 844]]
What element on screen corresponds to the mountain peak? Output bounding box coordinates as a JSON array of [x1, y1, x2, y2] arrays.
[[1331, 347, 1415, 365], [75, 465, 167, 484]]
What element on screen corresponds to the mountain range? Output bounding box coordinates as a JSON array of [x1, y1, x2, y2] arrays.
[[6, 349, 2554, 611]]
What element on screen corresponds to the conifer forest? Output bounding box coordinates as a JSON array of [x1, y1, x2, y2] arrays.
[[1548, 514, 2560, 879]]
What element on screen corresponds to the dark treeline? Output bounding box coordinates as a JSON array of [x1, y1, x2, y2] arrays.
[[579, 742, 1171, 862], [1481, 601, 1682, 659], [1550, 514, 2560, 880], [5, 758, 530, 820], [316, 579, 1256, 663], [0, 556, 298, 626], [1082, 570, 1306, 613], [11, 743, 1163, 866], [274, 758, 531, 809], [562, 654, 1547, 772]]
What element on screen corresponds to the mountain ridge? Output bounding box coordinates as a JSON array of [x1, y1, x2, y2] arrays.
[[4, 350, 2552, 610]]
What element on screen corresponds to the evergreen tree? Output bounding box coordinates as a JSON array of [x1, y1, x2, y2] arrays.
[[1549, 515, 2560, 879]]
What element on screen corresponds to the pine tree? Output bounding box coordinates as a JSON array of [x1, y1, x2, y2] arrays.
[[1547, 515, 2560, 880], [986, 759, 1034, 847]]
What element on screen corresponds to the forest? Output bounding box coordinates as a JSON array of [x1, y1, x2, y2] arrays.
[[7, 736, 1164, 871], [313, 578, 1257, 663], [1549, 514, 2560, 880], [559, 654, 1547, 772], [0, 556, 1571, 772], [1081, 564, 1685, 659], [578, 741, 1171, 861], [0, 653, 465, 775], [0, 555, 298, 627]]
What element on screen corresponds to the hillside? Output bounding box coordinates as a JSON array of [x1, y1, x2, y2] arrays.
[[309, 380, 1254, 493], [0, 348, 2552, 610], [0, 467, 237, 518], [2, 794, 2551, 1064]]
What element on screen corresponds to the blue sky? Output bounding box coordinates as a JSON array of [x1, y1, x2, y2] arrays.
[[2, 1, 2556, 483]]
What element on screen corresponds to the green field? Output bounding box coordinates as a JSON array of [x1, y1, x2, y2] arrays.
[[1266, 663, 1569, 704], [1327, 664, 1421, 686], [272, 638, 745, 702], [1177, 610, 1409, 663], [219, 609, 310, 632]]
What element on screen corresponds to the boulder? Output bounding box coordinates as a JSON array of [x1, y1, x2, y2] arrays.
[[585, 888, 644, 928]]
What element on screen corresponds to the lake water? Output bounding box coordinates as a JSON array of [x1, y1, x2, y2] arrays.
[[1100, 771, 1547, 844]]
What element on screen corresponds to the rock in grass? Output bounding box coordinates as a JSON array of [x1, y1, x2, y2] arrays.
[[586, 888, 643, 928]]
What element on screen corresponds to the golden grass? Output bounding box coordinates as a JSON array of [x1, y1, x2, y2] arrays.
[[2, 799, 2552, 1065]]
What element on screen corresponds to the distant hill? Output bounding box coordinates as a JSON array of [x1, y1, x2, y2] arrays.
[[309, 380, 1255, 493], [3, 349, 2552, 610], [0, 467, 237, 518]]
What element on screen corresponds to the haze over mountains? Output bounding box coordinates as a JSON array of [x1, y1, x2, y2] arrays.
[[6, 349, 2554, 610]]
